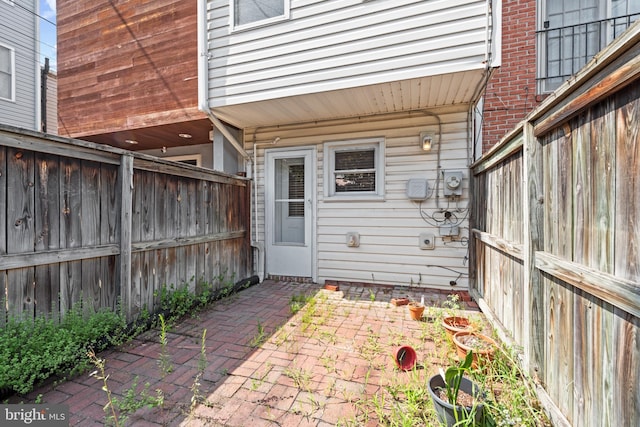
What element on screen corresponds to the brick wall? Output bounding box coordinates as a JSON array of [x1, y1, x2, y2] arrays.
[[482, 0, 540, 152]]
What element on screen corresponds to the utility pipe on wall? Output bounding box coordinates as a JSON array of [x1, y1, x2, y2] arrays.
[[196, 0, 249, 161], [198, 2, 264, 278]]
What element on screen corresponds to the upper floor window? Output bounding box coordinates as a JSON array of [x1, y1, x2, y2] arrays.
[[324, 138, 385, 200], [0, 44, 15, 102], [537, 0, 640, 93], [232, 0, 289, 29]]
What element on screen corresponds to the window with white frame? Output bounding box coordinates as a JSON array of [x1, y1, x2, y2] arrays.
[[537, 0, 640, 93], [0, 44, 14, 101], [232, 0, 289, 28], [324, 138, 385, 199], [165, 154, 202, 167]]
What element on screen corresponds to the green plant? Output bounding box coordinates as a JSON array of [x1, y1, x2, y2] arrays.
[[157, 314, 173, 376], [472, 345, 551, 427], [441, 350, 474, 407], [436, 350, 499, 427], [0, 305, 127, 395], [190, 329, 208, 415], [283, 366, 312, 392], [89, 351, 163, 427], [289, 293, 312, 314], [249, 320, 267, 348], [113, 377, 164, 420], [88, 350, 120, 427]]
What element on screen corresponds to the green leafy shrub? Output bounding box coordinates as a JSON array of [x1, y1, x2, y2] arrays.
[[0, 306, 126, 395]]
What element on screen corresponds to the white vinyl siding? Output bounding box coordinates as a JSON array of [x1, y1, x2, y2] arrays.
[[208, 0, 491, 107], [0, 0, 39, 130], [250, 107, 472, 289]]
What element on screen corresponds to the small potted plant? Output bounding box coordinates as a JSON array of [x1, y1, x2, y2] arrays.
[[407, 300, 425, 320], [428, 351, 490, 426]]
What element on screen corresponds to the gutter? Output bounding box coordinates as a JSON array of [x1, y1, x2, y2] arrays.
[[196, 0, 250, 160], [197, 2, 263, 280]]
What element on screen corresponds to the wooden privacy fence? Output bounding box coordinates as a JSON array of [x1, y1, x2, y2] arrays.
[[471, 25, 640, 427], [0, 126, 252, 324]]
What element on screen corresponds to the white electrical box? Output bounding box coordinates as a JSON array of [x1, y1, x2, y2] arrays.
[[439, 225, 459, 236], [346, 232, 360, 247], [443, 170, 463, 196], [419, 233, 435, 250], [406, 178, 429, 200]]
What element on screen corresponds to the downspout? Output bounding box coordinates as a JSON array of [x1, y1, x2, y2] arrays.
[[197, 1, 263, 279], [197, 0, 249, 161], [468, 0, 499, 164]]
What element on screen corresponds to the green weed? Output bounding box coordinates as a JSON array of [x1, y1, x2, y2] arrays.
[[249, 320, 267, 348]]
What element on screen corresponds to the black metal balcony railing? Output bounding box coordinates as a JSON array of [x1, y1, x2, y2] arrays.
[[537, 13, 640, 92]]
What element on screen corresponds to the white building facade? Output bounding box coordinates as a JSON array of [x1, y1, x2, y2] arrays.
[[200, 0, 502, 289], [0, 0, 40, 131]]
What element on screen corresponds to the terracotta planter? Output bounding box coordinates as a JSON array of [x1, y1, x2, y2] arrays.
[[393, 345, 417, 371], [408, 303, 425, 320], [452, 331, 497, 368], [442, 316, 474, 339]]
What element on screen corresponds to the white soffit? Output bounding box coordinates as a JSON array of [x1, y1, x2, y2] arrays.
[[211, 70, 485, 129]]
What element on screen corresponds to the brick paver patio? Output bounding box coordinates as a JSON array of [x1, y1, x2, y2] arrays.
[[23, 280, 480, 426]]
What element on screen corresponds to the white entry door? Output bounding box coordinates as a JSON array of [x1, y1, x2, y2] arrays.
[[265, 149, 314, 278]]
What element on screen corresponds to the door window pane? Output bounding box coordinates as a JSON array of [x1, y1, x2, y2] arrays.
[[274, 158, 305, 245]]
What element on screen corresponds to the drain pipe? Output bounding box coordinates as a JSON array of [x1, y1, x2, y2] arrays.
[[198, 3, 263, 279], [197, 0, 249, 161], [251, 134, 280, 281]]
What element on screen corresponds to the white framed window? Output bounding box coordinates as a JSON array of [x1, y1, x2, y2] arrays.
[[231, 0, 289, 30], [324, 138, 385, 200], [537, 0, 640, 93], [0, 43, 15, 102], [165, 154, 202, 167]]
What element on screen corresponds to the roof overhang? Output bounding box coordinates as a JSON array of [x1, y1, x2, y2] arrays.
[[211, 70, 488, 129]]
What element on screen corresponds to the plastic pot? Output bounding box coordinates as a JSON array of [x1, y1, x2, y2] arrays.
[[393, 345, 417, 371], [428, 374, 486, 426]]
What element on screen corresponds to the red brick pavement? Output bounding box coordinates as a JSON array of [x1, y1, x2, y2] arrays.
[[17, 280, 480, 426]]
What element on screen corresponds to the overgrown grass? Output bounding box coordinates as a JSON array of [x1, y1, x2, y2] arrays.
[[346, 294, 550, 427]]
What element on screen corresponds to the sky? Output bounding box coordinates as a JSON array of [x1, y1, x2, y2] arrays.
[[39, 0, 56, 71]]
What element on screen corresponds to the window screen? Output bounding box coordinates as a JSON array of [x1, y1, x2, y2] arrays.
[[333, 149, 376, 193], [234, 0, 284, 26]]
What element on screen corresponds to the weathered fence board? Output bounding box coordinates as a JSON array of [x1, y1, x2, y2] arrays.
[[472, 37, 640, 426], [615, 89, 640, 282], [0, 126, 252, 323]]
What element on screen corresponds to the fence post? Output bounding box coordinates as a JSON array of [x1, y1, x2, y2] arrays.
[[119, 154, 134, 321], [523, 121, 544, 376]]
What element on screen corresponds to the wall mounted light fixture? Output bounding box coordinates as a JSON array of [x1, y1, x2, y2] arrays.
[[420, 132, 434, 151]]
